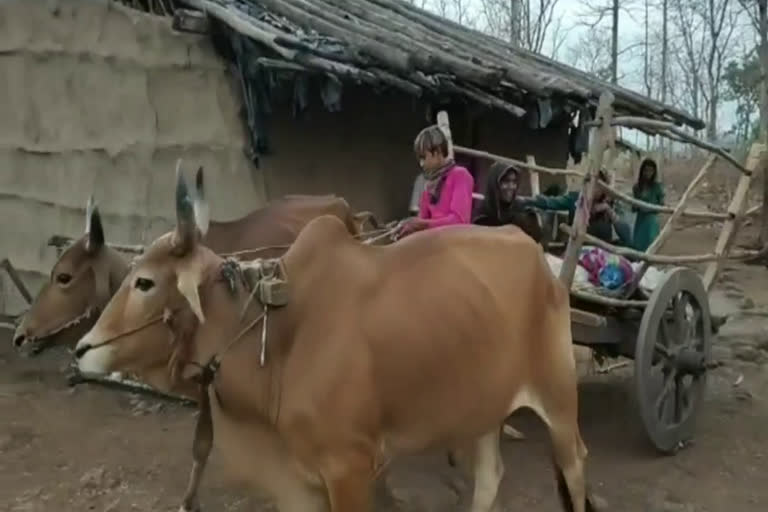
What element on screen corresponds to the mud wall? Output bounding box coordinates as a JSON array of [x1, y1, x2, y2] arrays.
[[0, 0, 263, 313]]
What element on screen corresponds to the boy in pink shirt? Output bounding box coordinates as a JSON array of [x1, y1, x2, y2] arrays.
[[397, 125, 475, 238]]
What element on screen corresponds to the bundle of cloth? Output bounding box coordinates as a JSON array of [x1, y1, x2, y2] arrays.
[[544, 246, 664, 297]]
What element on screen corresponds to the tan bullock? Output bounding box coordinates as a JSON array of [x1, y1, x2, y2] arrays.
[[13, 165, 378, 357], [73, 171, 598, 512]]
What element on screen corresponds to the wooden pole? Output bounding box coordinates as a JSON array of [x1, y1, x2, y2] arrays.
[[559, 225, 762, 263], [437, 110, 454, 160], [702, 142, 766, 290], [0, 259, 32, 305], [454, 145, 583, 178], [559, 92, 615, 288], [597, 180, 727, 220], [526, 155, 541, 195]]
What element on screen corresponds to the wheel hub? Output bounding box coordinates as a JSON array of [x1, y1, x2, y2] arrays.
[[671, 347, 707, 376]]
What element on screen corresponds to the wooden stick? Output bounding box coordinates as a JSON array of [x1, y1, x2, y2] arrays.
[[454, 145, 583, 177], [526, 155, 541, 196], [437, 111, 454, 160], [560, 225, 763, 263], [609, 117, 750, 175], [0, 258, 33, 305], [597, 180, 728, 220], [624, 154, 717, 298], [569, 288, 647, 308], [596, 361, 630, 374], [702, 142, 765, 290], [559, 92, 615, 288]]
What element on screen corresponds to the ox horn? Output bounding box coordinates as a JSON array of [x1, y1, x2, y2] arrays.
[[172, 158, 199, 256], [84, 195, 105, 254], [193, 166, 210, 237]]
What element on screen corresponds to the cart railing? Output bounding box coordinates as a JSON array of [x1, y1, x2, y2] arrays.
[[450, 91, 767, 307]]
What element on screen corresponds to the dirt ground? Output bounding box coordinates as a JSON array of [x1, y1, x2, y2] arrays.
[[2, 208, 768, 511]]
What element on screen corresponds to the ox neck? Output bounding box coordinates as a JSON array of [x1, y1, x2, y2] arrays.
[[188, 267, 287, 424]]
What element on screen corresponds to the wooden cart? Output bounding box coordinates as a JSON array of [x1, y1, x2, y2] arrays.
[[448, 92, 766, 454]]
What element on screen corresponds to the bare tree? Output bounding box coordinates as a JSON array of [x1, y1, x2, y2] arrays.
[[577, 0, 635, 84], [737, 0, 768, 245], [478, 0, 564, 55], [703, 0, 741, 141], [566, 26, 615, 81], [738, 0, 768, 139]]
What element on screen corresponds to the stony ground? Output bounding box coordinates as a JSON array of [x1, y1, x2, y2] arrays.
[[2, 221, 768, 512]]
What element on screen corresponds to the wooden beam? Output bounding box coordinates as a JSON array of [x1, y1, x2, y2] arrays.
[[597, 179, 728, 220], [559, 92, 615, 288], [702, 142, 766, 290], [0, 258, 32, 305], [526, 155, 541, 195], [570, 288, 647, 308], [560, 225, 763, 264], [454, 145, 583, 178], [609, 116, 750, 176], [437, 110, 454, 159]]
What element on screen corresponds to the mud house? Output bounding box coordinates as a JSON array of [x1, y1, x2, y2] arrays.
[[0, 0, 703, 314]]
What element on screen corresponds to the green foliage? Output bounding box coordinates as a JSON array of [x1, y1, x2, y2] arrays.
[[723, 54, 762, 143]]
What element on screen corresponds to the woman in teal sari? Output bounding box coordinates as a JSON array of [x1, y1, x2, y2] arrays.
[[632, 157, 665, 251]]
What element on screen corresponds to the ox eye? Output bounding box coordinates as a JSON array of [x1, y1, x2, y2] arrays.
[[135, 278, 155, 292], [56, 273, 72, 285]]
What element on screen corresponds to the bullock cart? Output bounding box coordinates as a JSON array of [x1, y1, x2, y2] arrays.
[[446, 93, 766, 454]]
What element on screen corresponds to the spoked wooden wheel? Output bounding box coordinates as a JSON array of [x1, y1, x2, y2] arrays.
[[635, 267, 712, 454]]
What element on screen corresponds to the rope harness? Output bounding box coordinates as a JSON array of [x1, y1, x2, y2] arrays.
[[182, 257, 290, 512]]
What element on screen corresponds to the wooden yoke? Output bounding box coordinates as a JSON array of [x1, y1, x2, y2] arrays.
[[558, 92, 615, 288]]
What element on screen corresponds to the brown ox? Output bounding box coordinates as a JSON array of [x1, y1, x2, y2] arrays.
[[13, 165, 378, 358], [73, 171, 598, 512]]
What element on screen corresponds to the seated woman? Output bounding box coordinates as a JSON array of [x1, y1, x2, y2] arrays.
[[396, 125, 475, 239], [520, 169, 632, 247], [473, 162, 543, 243], [631, 157, 665, 251]]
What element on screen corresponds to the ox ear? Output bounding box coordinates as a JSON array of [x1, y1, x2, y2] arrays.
[[171, 159, 200, 256], [193, 166, 210, 237], [176, 262, 206, 324], [84, 196, 105, 254]]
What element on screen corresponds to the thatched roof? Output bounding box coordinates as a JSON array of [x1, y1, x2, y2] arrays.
[[181, 0, 704, 132]]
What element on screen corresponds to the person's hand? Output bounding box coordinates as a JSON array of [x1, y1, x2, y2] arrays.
[[395, 218, 428, 239], [592, 201, 610, 214]]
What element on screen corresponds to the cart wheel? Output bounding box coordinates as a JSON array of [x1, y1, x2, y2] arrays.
[[635, 267, 712, 454]]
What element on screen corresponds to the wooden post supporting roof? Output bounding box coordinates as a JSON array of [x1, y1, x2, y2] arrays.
[[526, 155, 540, 196]]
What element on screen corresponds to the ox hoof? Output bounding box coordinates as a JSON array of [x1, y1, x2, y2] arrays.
[[502, 424, 526, 440], [179, 506, 201, 512]]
